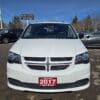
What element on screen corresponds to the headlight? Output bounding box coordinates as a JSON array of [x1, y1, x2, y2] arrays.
[[8, 51, 21, 64], [75, 52, 89, 64]]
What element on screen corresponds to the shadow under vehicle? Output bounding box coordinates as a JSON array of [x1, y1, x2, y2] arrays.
[[0, 29, 23, 44]]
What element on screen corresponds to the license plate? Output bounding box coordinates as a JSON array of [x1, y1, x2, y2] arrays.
[[39, 77, 57, 86]]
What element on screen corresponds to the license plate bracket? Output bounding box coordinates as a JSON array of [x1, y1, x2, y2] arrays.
[[39, 77, 57, 86]]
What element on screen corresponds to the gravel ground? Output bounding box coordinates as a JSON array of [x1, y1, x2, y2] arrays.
[[0, 43, 100, 100]]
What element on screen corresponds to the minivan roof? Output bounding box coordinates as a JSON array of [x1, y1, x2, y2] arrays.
[[31, 21, 68, 24]]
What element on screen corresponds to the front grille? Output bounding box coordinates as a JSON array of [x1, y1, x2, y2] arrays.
[[24, 57, 45, 61], [51, 65, 69, 70], [51, 57, 72, 61], [27, 65, 45, 70], [24, 57, 72, 71]]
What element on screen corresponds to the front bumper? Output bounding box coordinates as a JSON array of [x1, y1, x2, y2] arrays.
[[8, 78, 89, 93], [7, 63, 90, 93]]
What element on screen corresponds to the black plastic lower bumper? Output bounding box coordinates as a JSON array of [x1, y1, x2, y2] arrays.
[[8, 78, 89, 90]]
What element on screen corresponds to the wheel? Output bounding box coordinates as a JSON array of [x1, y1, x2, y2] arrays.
[[3, 38, 9, 44]]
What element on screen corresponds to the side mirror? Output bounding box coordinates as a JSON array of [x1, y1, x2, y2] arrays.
[[79, 33, 84, 39], [86, 35, 90, 38]]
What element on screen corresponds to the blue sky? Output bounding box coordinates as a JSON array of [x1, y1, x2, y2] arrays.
[[0, 0, 100, 23]]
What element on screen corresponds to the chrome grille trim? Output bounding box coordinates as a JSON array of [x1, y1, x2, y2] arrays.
[[24, 57, 73, 71], [25, 62, 71, 65]]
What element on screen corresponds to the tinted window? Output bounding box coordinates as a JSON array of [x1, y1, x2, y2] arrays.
[[93, 32, 100, 36], [22, 23, 78, 39]]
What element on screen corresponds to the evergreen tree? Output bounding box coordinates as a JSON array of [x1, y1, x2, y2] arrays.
[[72, 16, 81, 32], [72, 16, 78, 24]]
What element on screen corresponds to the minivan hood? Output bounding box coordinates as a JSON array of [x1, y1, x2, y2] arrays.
[[11, 39, 87, 57]]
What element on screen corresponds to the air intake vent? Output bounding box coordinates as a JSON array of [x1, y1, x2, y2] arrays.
[[51, 57, 72, 62], [27, 65, 45, 70], [24, 57, 45, 61], [51, 65, 69, 70]]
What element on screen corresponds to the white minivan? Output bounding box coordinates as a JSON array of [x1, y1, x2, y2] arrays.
[[7, 22, 90, 93]]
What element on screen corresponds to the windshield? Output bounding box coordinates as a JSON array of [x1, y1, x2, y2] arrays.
[[21, 23, 78, 39]]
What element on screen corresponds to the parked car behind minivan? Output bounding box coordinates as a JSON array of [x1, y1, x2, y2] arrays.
[[0, 29, 23, 43], [82, 31, 100, 48]]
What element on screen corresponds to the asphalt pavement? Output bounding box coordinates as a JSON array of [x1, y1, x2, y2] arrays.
[[0, 43, 100, 100]]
